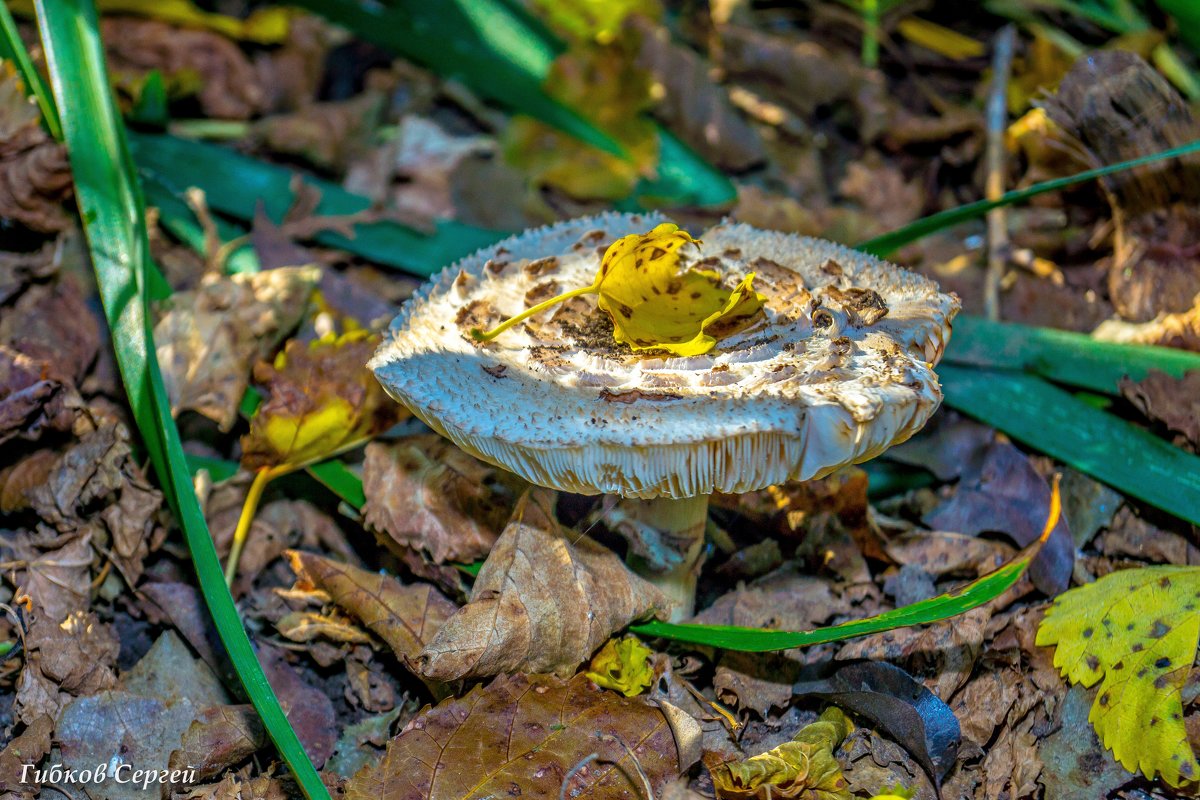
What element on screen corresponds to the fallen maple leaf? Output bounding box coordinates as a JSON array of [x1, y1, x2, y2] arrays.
[[705, 707, 853, 800], [1036, 565, 1200, 788], [286, 550, 457, 672], [154, 266, 318, 431], [345, 672, 685, 800], [417, 488, 668, 680], [362, 436, 524, 564]]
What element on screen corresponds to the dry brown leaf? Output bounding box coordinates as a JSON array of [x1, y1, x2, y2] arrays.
[[630, 17, 765, 170], [345, 672, 684, 800], [0, 64, 73, 233], [26, 422, 163, 584], [168, 705, 267, 784], [417, 488, 668, 681], [363, 435, 523, 564], [252, 91, 384, 172], [102, 17, 265, 119], [15, 608, 118, 725], [154, 266, 319, 431], [0, 714, 53, 794], [0, 281, 100, 385], [1119, 368, 1200, 449], [1093, 294, 1200, 350], [286, 550, 457, 670], [0, 237, 58, 304], [0, 345, 81, 445]]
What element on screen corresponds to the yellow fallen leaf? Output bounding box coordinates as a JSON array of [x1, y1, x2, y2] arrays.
[[896, 17, 985, 61], [1036, 565, 1200, 788], [472, 223, 765, 357], [585, 636, 655, 696], [531, 0, 661, 44], [706, 707, 853, 799], [8, 0, 291, 43], [241, 330, 401, 471], [868, 787, 914, 800]]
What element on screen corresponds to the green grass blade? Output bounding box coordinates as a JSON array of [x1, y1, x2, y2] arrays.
[[306, 459, 365, 510], [292, 0, 735, 207], [858, 138, 1200, 255], [0, 1, 61, 139], [939, 364, 1200, 525], [129, 131, 504, 277], [631, 546, 1032, 650], [33, 4, 330, 798], [944, 315, 1200, 395]]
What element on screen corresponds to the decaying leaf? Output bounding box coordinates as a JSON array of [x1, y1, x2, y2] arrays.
[[1119, 369, 1200, 450], [241, 330, 403, 470], [286, 549, 457, 670], [154, 266, 319, 431], [586, 636, 655, 697], [705, 707, 853, 800], [362, 436, 523, 564], [1036, 565, 1200, 788], [101, 17, 265, 119], [417, 488, 668, 680], [0, 345, 81, 445], [793, 661, 962, 789], [925, 441, 1072, 595], [168, 705, 267, 784], [0, 63, 73, 233], [345, 672, 684, 800]]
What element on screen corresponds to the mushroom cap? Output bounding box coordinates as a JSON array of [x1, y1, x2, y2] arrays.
[[370, 213, 959, 499]]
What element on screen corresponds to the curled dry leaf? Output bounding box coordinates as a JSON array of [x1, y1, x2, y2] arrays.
[[345, 672, 685, 800], [101, 17, 265, 119], [0, 281, 100, 385], [705, 707, 853, 800], [0, 237, 58, 305], [0, 345, 81, 445], [0, 64, 73, 233], [253, 91, 384, 172], [154, 266, 319, 431], [286, 550, 457, 671], [168, 705, 268, 784], [1119, 369, 1200, 450], [418, 488, 669, 681], [362, 436, 523, 564], [241, 330, 404, 471]]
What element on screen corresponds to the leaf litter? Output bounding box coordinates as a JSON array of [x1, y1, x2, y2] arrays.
[[4, 1, 1200, 798]]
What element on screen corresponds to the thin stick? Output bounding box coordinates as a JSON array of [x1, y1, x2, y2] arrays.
[[983, 25, 1017, 321]]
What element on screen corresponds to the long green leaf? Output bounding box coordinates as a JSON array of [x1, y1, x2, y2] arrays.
[[631, 540, 1034, 650], [33, 5, 329, 799], [944, 315, 1200, 395], [291, 0, 735, 207], [939, 364, 1200, 525], [0, 1, 60, 139], [129, 132, 504, 277], [858, 138, 1200, 255]]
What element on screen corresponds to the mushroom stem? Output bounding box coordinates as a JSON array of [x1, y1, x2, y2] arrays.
[[621, 494, 709, 622]]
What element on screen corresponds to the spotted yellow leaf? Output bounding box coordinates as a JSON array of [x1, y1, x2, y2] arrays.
[[472, 223, 765, 357], [706, 707, 852, 800], [594, 223, 764, 355], [1036, 565, 1200, 788], [585, 636, 654, 697]]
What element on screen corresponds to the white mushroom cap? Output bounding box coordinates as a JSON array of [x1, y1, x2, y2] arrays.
[[370, 213, 959, 500]]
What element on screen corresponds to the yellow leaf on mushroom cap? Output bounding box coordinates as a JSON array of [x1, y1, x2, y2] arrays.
[[472, 222, 766, 356], [1036, 565, 1200, 788], [595, 222, 766, 355], [585, 636, 655, 696]]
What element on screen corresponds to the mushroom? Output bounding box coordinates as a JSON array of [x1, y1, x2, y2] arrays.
[[370, 213, 958, 620]]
